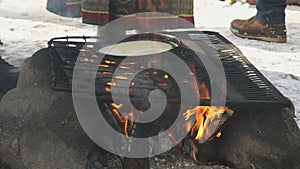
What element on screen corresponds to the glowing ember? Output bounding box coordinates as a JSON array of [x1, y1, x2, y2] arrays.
[[123, 72, 135, 75], [103, 72, 113, 75], [159, 82, 168, 87], [115, 76, 128, 80], [181, 79, 190, 83], [216, 131, 222, 138], [104, 60, 117, 64], [99, 64, 109, 68], [105, 87, 111, 92], [119, 66, 130, 69], [83, 57, 89, 62], [107, 82, 117, 86]]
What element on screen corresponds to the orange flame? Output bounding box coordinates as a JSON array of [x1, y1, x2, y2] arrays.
[[198, 83, 210, 99], [184, 106, 227, 141], [190, 64, 211, 99], [124, 112, 134, 137], [186, 121, 193, 132], [111, 103, 134, 138]]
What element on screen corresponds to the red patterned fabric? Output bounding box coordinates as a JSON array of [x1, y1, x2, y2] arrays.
[[82, 0, 194, 26], [47, 0, 194, 26]]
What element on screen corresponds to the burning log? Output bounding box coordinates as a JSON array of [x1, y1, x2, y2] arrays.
[[182, 108, 234, 164]]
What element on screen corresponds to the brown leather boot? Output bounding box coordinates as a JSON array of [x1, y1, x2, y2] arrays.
[[287, 0, 300, 6], [230, 16, 287, 43], [246, 0, 256, 5]]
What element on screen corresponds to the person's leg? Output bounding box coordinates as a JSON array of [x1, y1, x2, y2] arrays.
[[0, 56, 19, 100], [230, 0, 287, 43], [256, 0, 287, 25]]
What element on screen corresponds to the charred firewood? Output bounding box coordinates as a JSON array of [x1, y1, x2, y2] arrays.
[[123, 158, 149, 169], [182, 109, 234, 164]]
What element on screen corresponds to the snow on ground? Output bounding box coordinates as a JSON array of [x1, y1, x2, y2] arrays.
[[0, 0, 299, 127], [194, 0, 300, 127]]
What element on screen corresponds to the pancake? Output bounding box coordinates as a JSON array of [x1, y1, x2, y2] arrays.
[[98, 40, 173, 57]]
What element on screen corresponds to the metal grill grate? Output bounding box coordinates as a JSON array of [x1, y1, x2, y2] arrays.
[[47, 31, 291, 107], [192, 31, 290, 107]]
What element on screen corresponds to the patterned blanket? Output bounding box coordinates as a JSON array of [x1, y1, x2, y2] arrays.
[[46, 0, 81, 17], [46, 0, 194, 26]]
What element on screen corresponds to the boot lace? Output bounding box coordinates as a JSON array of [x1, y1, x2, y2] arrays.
[[247, 16, 257, 24]]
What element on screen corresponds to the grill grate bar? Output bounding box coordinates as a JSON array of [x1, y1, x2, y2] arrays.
[[47, 31, 291, 107]]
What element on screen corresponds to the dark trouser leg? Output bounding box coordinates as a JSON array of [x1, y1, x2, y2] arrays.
[[256, 0, 287, 24]]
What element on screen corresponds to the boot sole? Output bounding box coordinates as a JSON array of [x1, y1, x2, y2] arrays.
[[230, 28, 287, 43]]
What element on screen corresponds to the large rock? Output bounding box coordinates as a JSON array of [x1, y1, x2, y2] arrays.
[[216, 106, 300, 169], [0, 49, 96, 169]]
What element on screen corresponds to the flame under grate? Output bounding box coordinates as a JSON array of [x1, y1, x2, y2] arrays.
[[47, 31, 291, 108]]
